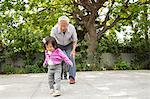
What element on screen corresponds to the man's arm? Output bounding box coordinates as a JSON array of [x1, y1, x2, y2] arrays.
[[71, 41, 77, 58], [72, 41, 77, 52], [71, 24, 78, 57]]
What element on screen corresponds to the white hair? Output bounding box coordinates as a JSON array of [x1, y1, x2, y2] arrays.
[[58, 16, 70, 24]]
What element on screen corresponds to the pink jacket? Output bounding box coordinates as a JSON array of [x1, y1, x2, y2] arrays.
[[43, 48, 73, 66]]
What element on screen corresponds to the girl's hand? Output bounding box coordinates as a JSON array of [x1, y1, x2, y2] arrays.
[[70, 62, 73, 67], [43, 63, 47, 67]]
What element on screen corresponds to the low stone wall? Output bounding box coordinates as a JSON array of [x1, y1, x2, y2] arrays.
[[0, 53, 136, 72], [100, 53, 135, 67], [0, 53, 44, 72], [120, 53, 135, 63]]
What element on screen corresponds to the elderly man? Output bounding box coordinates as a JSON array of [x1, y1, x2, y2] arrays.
[[50, 16, 78, 84]]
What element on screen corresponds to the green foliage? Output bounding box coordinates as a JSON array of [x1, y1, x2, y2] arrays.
[[76, 40, 104, 71], [24, 65, 46, 73], [3, 64, 47, 74], [113, 59, 131, 70], [97, 31, 122, 54], [0, 0, 73, 66], [132, 53, 150, 69], [76, 64, 92, 71], [76, 40, 88, 71], [14, 67, 26, 74], [97, 2, 150, 54], [3, 65, 16, 74]]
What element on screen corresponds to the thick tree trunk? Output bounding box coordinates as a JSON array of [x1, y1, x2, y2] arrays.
[[86, 22, 97, 69]]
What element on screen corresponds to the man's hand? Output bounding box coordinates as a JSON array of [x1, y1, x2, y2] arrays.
[[71, 50, 76, 58]]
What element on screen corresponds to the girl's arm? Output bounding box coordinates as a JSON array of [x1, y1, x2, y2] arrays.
[[58, 49, 73, 66], [43, 51, 48, 66]]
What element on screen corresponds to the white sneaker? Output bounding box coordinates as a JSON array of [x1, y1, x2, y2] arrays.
[[50, 89, 54, 94], [52, 90, 61, 97]]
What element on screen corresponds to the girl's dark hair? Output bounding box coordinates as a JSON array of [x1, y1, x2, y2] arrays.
[[43, 36, 57, 50]]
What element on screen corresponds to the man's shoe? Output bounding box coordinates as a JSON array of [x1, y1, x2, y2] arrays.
[[69, 77, 75, 84]]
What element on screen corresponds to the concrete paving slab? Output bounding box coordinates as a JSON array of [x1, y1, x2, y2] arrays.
[[0, 70, 150, 99]]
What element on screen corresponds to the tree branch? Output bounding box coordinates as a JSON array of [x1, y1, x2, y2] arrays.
[[124, 0, 129, 8], [95, 0, 108, 10], [38, 3, 72, 12], [98, 14, 132, 38], [97, 0, 131, 38], [90, 0, 95, 3], [70, 9, 89, 28], [73, 0, 97, 29], [140, 1, 150, 4], [73, 0, 93, 12], [97, 0, 115, 28]]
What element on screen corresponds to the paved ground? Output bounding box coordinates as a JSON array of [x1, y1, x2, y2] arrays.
[[0, 70, 150, 99]]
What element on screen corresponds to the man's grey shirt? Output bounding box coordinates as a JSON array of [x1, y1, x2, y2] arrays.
[[51, 23, 78, 46]]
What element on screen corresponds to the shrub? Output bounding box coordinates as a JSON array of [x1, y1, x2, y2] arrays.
[[113, 59, 131, 70], [24, 65, 47, 73], [3, 64, 47, 74], [3, 65, 16, 74]]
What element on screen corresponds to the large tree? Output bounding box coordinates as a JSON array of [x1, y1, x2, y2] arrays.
[[71, 0, 150, 66], [0, 0, 149, 67]]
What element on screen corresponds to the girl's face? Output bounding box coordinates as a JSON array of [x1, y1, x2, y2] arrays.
[[46, 43, 55, 52]]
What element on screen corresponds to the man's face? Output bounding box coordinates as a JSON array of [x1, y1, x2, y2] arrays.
[[59, 20, 68, 32]]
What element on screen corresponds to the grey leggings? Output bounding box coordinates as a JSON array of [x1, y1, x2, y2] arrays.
[[48, 64, 62, 91]]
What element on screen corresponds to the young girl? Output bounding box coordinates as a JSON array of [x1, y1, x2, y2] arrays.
[[42, 36, 73, 97]]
